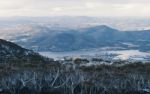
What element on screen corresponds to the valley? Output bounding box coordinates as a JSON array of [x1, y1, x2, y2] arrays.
[[0, 17, 150, 94], [0, 39, 150, 94]]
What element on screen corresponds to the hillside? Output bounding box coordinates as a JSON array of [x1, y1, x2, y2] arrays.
[[0, 37, 150, 94], [9, 25, 150, 52], [0, 39, 48, 63]]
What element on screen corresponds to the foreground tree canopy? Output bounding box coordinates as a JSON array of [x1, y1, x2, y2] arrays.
[[0, 60, 150, 94]]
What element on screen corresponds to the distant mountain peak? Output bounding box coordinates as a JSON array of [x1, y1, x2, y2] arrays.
[[93, 25, 111, 29], [85, 25, 117, 31], [80, 25, 118, 34]]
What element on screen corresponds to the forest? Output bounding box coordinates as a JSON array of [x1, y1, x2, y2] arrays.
[[0, 58, 150, 94]]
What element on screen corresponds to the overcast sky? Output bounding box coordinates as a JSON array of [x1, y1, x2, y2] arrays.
[[0, 0, 150, 17]]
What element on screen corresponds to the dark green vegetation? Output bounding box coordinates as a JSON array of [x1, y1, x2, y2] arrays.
[[0, 39, 49, 63], [0, 39, 150, 94], [0, 60, 150, 94]]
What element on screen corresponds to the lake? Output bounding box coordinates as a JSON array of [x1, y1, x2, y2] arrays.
[[39, 49, 150, 61]]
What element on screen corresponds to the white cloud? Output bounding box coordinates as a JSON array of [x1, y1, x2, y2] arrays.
[[52, 7, 63, 12], [85, 2, 96, 8], [0, 0, 150, 17]]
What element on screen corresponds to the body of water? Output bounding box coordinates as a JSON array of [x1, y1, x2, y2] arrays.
[[39, 49, 150, 61]]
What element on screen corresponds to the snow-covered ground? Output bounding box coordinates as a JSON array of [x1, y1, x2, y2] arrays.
[[39, 49, 150, 61], [108, 50, 150, 60]]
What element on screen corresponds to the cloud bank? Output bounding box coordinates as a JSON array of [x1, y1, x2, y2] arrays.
[[0, 0, 150, 17]]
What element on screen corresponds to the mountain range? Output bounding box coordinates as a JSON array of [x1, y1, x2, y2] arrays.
[[0, 17, 150, 52], [1, 16, 150, 31], [6, 25, 149, 52]]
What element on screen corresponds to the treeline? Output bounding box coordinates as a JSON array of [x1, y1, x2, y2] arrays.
[[0, 59, 150, 94]]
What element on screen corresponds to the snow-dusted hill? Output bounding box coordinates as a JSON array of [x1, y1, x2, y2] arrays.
[[0, 39, 47, 63], [0, 17, 150, 52]]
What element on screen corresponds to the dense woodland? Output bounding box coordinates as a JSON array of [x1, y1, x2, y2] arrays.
[[0, 58, 150, 94], [0, 39, 150, 94]]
